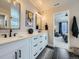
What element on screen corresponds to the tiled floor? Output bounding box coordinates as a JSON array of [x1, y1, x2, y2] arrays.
[[54, 37, 68, 49], [37, 47, 79, 59], [37, 47, 54, 59]]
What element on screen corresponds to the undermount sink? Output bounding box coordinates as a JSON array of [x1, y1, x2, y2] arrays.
[[18, 36, 23, 38]]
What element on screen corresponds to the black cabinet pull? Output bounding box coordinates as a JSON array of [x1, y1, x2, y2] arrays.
[[40, 41, 42, 43], [34, 38, 37, 40], [34, 44, 38, 47], [40, 48, 42, 50], [40, 36, 42, 37], [19, 50, 21, 58], [15, 52, 17, 59], [34, 53, 37, 56], [45, 37, 47, 40]]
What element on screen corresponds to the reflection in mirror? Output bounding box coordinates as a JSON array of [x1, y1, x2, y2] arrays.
[[36, 14, 42, 30], [0, 0, 20, 29], [0, 0, 10, 29], [10, 3, 20, 29]]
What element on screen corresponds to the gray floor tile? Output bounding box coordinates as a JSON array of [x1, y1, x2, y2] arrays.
[[37, 48, 54, 59], [37, 47, 79, 59]]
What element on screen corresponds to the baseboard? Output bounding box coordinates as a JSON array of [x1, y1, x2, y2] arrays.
[[46, 45, 54, 49], [69, 52, 79, 57]]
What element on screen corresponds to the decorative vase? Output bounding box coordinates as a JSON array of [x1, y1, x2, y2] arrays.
[[28, 28, 33, 34]]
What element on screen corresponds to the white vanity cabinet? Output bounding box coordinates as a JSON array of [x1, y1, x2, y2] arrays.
[[44, 33, 48, 46], [38, 33, 48, 54], [0, 50, 15, 59], [0, 39, 30, 59], [30, 33, 48, 59], [30, 36, 39, 59], [0, 32, 48, 59]]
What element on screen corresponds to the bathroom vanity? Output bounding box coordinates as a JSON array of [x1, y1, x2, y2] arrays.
[[0, 31, 48, 59]]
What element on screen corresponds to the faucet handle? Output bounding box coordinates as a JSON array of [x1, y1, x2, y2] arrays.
[[1, 34, 7, 38], [13, 33, 17, 36], [10, 29, 12, 32]]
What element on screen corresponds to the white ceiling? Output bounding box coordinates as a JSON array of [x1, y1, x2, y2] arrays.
[[0, 0, 10, 11], [30, 0, 79, 11], [30, 0, 68, 11], [39, 0, 67, 6]]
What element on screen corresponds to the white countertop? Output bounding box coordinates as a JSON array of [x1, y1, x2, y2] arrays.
[[0, 31, 47, 45]]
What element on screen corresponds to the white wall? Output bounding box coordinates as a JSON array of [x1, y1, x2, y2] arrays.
[[53, 1, 79, 48], [41, 9, 54, 46]]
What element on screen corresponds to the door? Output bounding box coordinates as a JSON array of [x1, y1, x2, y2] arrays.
[[0, 50, 16, 59], [53, 10, 69, 48], [18, 40, 30, 59], [18, 46, 27, 59]]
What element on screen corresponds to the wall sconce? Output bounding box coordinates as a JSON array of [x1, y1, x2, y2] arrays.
[[65, 13, 68, 16]]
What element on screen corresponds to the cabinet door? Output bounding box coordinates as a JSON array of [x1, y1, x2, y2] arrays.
[[0, 50, 16, 59], [18, 40, 29, 59]]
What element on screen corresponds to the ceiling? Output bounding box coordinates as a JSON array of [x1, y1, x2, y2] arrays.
[[30, 0, 68, 11], [30, 0, 79, 11], [0, 0, 11, 11]]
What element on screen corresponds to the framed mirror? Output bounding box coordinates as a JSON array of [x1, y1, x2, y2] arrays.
[[0, 0, 11, 29], [10, 3, 21, 29], [0, 0, 21, 29], [36, 14, 42, 30]]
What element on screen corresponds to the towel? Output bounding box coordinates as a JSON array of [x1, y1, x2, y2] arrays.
[[71, 16, 79, 38]]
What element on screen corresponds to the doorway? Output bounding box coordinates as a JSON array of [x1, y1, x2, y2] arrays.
[[53, 10, 69, 49]]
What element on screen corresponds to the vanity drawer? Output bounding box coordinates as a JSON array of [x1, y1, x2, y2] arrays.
[[33, 43, 38, 48], [32, 43, 39, 51], [33, 52, 38, 58], [39, 40, 43, 44], [39, 47, 44, 53], [39, 35, 43, 38], [32, 48, 37, 55], [32, 36, 39, 43], [32, 47, 39, 58]]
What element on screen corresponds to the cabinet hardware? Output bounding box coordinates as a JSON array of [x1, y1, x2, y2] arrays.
[[34, 38, 37, 40], [15, 52, 17, 59], [40, 36, 42, 37], [45, 37, 47, 40], [34, 53, 37, 56], [40, 41, 42, 43], [40, 48, 42, 50], [34, 44, 38, 47], [19, 50, 21, 58]]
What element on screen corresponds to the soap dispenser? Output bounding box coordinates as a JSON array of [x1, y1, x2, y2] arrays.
[[45, 23, 48, 30], [9, 29, 12, 37]]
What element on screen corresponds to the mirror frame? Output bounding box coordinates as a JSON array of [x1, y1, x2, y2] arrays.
[[0, 2, 21, 30], [10, 3, 21, 30]]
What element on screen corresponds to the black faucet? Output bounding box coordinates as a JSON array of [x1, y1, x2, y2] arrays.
[[9, 29, 12, 37]]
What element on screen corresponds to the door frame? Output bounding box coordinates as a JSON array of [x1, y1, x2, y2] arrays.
[[53, 10, 70, 49]]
